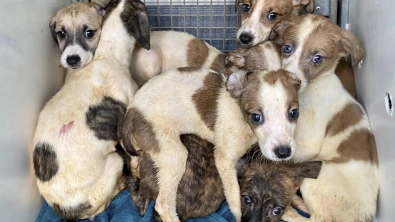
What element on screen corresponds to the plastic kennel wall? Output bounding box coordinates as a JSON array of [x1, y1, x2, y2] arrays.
[[0, 0, 393, 221]]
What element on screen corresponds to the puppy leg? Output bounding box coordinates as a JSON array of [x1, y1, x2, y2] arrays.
[[150, 137, 188, 222], [282, 206, 310, 222]]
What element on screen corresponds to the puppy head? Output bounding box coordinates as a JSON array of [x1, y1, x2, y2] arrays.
[[225, 41, 281, 73], [236, 0, 314, 47], [237, 155, 322, 222], [274, 14, 364, 89], [49, 2, 104, 69], [226, 70, 301, 161]]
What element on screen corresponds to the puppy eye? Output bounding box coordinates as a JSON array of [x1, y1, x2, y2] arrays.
[[272, 206, 283, 216], [85, 30, 95, 39], [283, 44, 292, 54], [312, 55, 323, 64], [243, 3, 251, 12], [267, 11, 278, 20], [57, 31, 66, 38], [242, 196, 252, 207], [288, 108, 299, 120], [250, 113, 263, 124]]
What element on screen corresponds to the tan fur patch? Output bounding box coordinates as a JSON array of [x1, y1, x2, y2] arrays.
[[177, 67, 203, 73], [192, 72, 224, 131], [331, 129, 378, 164], [240, 72, 262, 117], [240, 0, 293, 23], [210, 54, 230, 76], [325, 103, 363, 137], [335, 58, 357, 99], [187, 38, 209, 66]]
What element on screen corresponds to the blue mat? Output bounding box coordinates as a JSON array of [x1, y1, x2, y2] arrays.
[[36, 189, 308, 222]]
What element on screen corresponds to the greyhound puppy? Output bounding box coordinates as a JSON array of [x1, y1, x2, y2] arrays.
[[131, 31, 280, 87], [122, 66, 302, 222], [274, 14, 379, 222], [32, 0, 149, 220], [49, 2, 104, 70], [128, 135, 322, 222]]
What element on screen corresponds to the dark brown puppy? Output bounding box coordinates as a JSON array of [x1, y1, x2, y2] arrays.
[[127, 135, 322, 222]]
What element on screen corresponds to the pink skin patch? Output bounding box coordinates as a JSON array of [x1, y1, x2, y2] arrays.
[[58, 121, 74, 138]]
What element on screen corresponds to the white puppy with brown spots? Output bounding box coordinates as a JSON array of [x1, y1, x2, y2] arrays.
[[273, 14, 379, 222], [32, 0, 149, 220], [122, 60, 302, 221]]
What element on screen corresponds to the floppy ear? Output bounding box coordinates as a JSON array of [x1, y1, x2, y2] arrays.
[[284, 71, 302, 91], [225, 48, 247, 68], [49, 19, 58, 46], [236, 158, 247, 181], [226, 71, 249, 98], [338, 29, 365, 70], [92, 4, 106, 16], [293, 161, 322, 179], [292, 0, 315, 14], [122, 0, 151, 50], [269, 20, 292, 44]]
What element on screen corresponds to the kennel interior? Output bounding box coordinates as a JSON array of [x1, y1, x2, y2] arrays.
[[0, 0, 393, 221]]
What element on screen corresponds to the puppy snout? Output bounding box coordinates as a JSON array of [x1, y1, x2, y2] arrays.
[[274, 146, 292, 159], [66, 55, 81, 67], [239, 32, 254, 45]]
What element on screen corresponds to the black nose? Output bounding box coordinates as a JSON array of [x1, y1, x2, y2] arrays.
[[66, 55, 81, 66], [274, 146, 292, 159], [239, 33, 253, 45]]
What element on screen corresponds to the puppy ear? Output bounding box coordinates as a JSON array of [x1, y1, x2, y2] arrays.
[[284, 71, 302, 91], [338, 29, 365, 70], [225, 48, 247, 68], [49, 19, 58, 46], [236, 158, 247, 180], [226, 71, 249, 98], [123, 0, 151, 50], [292, 0, 315, 14], [92, 4, 106, 16], [293, 161, 322, 179], [269, 20, 292, 44]]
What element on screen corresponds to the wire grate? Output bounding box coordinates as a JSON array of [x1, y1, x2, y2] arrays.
[[143, 0, 242, 52]]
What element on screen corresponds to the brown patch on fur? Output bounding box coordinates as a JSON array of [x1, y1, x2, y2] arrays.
[[240, 72, 262, 122], [210, 54, 230, 76], [240, 0, 293, 25], [122, 108, 159, 155], [335, 58, 357, 98], [226, 44, 268, 71], [325, 103, 363, 137], [192, 72, 224, 131], [331, 129, 378, 164], [177, 67, 202, 73], [187, 38, 209, 66]]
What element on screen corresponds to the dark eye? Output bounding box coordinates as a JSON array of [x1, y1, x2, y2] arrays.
[[283, 44, 292, 54], [243, 3, 251, 12], [250, 113, 263, 124], [85, 30, 95, 38], [288, 108, 299, 120], [272, 207, 283, 216], [57, 31, 66, 38], [267, 11, 278, 20], [312, 55, 323, 64], [242, 196, 252, 207]]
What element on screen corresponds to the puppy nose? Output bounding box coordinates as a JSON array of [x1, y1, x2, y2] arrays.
[[66, 55, 81, 66], [274, 146, 292, 159], [239, 33, 253, 45]]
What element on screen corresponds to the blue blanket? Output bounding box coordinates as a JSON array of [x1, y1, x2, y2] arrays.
[[36, 189, 308, 222]]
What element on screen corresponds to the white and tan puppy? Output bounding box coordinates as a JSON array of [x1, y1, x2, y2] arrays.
[[50, 2, 104, 70], [274, 14, 379, 222], [122, 64, 302, 221], [32, 0, 149, 220], [236, 0, 314, 47]]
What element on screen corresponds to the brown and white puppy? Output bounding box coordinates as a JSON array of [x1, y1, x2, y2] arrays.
[[128, 136, 322, 222], [32, 0, 149, 220], [273, 14, 379, 222], [131, 31, 280, 87], [122, 67, 301, 222], [50, 2, 104, 70], [236, 0, 314, 47]]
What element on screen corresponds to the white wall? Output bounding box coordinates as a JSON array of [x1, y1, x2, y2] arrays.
[[0, 0, 69, 221], [348, 0, 395, 221]]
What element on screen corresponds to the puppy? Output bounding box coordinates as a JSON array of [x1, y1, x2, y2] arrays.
[[32, 0, 149, 220], [128, 135, 322, 222], [236, 0, 314, 47], [50, 2, 104, 70], [131, 31, 280, 87], [122, 65, 301, 222], [273, 14, 379, 222]]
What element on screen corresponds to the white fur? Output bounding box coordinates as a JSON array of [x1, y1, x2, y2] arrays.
[[61, 44, 93, 69], [33, 0, 138, 219]]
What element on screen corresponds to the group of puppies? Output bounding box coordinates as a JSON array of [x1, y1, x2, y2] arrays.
[[32, 0, 379, 221]]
